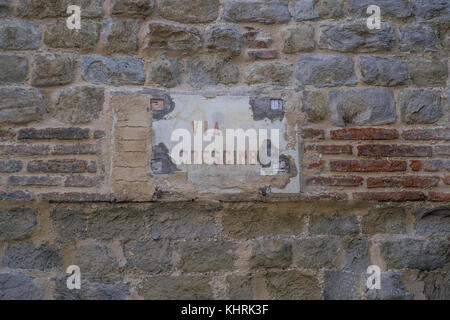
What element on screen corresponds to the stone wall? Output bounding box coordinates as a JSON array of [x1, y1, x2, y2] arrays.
[[0, 0, 449, 299]]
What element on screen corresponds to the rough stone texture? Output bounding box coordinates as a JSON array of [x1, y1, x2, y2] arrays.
[[149, 55, 181, 88], [415, 208, 450, 236], [177, 241, 236, 272], [31, 53, 76, 87], [0, 273, 42, 300], [159, 0, 219, 23], [0, 208, 37, 240], [365, 272, 414, 300], [139, 275, 213, 299], [250, 239, 292, 269], [297, 54, 356, 88], [379, 238, 450, 270], [50, 209, 87, 242], [226, 275, 253, 299], [16, 0, 104, 18], [343, 237, 371, 272], [408, 58, 448, 88], [281, 24, 315, 54], [102, 19, 140, 54], [399, 24, 438, 52], [0, 87, 46, 124], [82, 55, 145, 86], [74, 243, 119, 280], [324, 271, 361, 300], [246, 62, 292, 85], [222, 1, 291, 24], [0, 0, 12, 17], [144, 23, 203, 52], [293, 237, 342, 268], [302, 90, 328, 122], [319, 20, 395, 53], [123, 240, 172, 273], [0, 21, 41, 50], [414, 0, 450, 23], [205, 24, 243, 56], [399, 90, 442, 124], [53, 86, 104, 124], [187, 56, 239, 88], [44, 21, 101, 50], [111, 0, 155, 16], [361, 208, 406, 234], [54, 277, 129, 300], [310, 212, 359, 235], [347, 0, 413, 18], [0, 55, 28, 84], [328, 88, 396, 127], [2, 243, 62, 271], [359, 56, 407, 87], [265, 271, 321, 299], [422, 271, 450, 300]]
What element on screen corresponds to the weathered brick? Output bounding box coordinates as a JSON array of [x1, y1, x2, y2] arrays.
[[410, 160, 450, 172], [293, 237, 342, 269], [399, 90, 442, 124], [0, 87, 46, 124], [428, 192, 450, 202], [143, 23, 203, 52], [102, 19, 140, 54], [435, 146, 450, 155], [329, 89, 396, 127], [324, 271, 361, 300], [27, 159, 96, 174], [265, 271, 321, 299], [1, 144, 51, 155], [367, 176, 440, 188], [3, 243, 62, 271], [362, 208, 406, 234], [123, 240, 172, 273], [310, 212, 359, 235], [0, 273, 42, 300], [18, 128, 90, 140], [0, 129, 16, 142], [307, 160, 324, 169], [139, 275, 213, 299], [353, 192, 426, 202], [31, 53, 76, 87], [399, 24, 437, 52], [306, 144, 352, 155], [408, 58, 448, 87], [379, 237, 450, 270], [53, 86, 104, 124], [0, 208, 37, 240], [0, 190, 34, 201], [357, 145, 432, 157], [111, 0, 155, 16], [444, 176, 450, 185], [64, 176, 101, 188], [44, 21, 101, 49], [0, 21, 40, 50], [297, 54, 356, 88], [177, 240, 237, 272], [8, 176, 61, 186], [53, 144, 99, 155], [301, 128, 325, 140], [222, 1, 291, 24], [82, 55, 145, 85], [331, 160, 406, 172], [250, 239, 292, 269], [0, 55, 28, 84], [359, 56, 407, 87], [0, 160, 22, 172], [306, 176, 363, 187], [331, 128, 399, 140], [402, 128, 450, 141], [319, 20, 395, 52], [222, 205, 306, 239], [159, 0, 219, 23]]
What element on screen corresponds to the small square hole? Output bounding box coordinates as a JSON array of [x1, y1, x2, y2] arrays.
[[151, 99, 165, 111], [151, 159, 163, 174], [270, 99, 283, 111]]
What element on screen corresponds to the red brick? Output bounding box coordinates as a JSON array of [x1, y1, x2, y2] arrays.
[[0, 160, 22, 173], [53, 144, 99, 155], [353, 192, 426, 202], [410, 160, 450, 172], [357, 145, 432, 157], [303, 192, 348, 201], [444, 176, 450, 185], [307, 160, 324, 169], [306, 145, 352, 155], [428, 192, 450, 202], [8, 176, 61, 186], [367, 176, 440, 188], [330, 160, 407, 172], [330, 128, 399, 140], [301, 128, 325, 140], [65, 176, 102, 187], [0, 190, 34, 201], [0, 129, 16, 142], [18, 128, 90, 140], [435, 145, 450, 155], [248, 49, 279, 59], [307, 176, 363, 187], [402, 128, 450, 141], [27, 159, 97, 173], [2, 144, 51, 155]]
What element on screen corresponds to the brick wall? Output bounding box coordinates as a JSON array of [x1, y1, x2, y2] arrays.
[[0, 0, 449, 299]]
